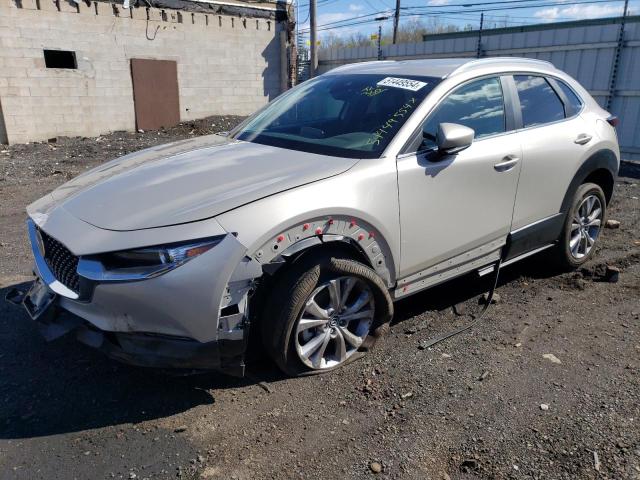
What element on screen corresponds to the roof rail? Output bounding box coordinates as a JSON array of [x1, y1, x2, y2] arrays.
[[449, 57, 555, 76]]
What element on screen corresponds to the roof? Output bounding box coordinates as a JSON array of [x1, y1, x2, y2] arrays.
[[327, 57, 557, 79], [422, 15, 640, 42]]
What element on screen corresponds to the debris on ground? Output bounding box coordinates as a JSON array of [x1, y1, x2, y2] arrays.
[[605, 219, 621, 229], [369, 461, 382, 473], [542, 353, 562, 364], [592, 450, 601, 471], [258, 381, 273, 394]]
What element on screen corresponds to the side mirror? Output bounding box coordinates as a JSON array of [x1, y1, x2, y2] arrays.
[[436, 123, 474, 155]]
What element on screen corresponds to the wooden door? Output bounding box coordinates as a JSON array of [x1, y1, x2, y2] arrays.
[[130, 59, 180, 131]]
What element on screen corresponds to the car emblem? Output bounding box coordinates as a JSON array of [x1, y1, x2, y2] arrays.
[[35, 229, 46, 258]]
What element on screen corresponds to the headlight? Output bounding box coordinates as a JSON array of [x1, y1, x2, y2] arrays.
[[104, 239, 223, 268], [78, 236, 226, 282]]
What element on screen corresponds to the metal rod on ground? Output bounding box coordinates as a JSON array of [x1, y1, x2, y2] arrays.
[[309, 0, 317, 78], [392, 0, 400, 44], [477, 12, 484, 58]]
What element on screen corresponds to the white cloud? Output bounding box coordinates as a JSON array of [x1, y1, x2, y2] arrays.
[[427, 0, 450, 5], [349, 3, 364, 11], [534, 3, 627, 21]]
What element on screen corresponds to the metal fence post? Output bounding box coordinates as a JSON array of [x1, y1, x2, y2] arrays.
[[606, 1, 629, 110], [477, 13, 484, 58]]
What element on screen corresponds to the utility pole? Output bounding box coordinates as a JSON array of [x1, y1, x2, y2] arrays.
[[392, 0, 400, 44], [309, 0, 318, 78]]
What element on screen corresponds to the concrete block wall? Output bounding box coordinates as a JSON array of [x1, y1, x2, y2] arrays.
[[0, 0, 285, 144]]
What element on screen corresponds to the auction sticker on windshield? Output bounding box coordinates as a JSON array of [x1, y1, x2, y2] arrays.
[[376, 77, 428, 91]]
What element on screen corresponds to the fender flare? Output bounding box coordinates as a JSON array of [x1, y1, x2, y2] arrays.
[[559, 149, 618, 214]]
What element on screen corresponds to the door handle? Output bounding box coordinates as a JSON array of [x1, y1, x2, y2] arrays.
[[574, 134, 592, 145], [494, 155, 520, 172]]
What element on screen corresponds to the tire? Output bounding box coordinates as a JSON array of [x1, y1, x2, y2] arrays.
[[553, 182, 606, 269], [260, 249, 393, 377]]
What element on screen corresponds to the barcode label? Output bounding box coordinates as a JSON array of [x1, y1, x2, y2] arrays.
[[376, 77, 428, 91]]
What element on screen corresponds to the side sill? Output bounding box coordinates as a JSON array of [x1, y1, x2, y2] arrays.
[[501, 244, 554, 268]]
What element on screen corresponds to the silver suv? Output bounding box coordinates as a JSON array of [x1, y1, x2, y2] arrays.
[[16, 57, 619, 377]]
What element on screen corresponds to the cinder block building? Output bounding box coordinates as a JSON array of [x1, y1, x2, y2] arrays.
[[0, 0, 292, 144]]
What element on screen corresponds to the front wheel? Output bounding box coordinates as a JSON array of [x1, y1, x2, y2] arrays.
[[260, 250, 393, 377], [553, 182, 606, 269]]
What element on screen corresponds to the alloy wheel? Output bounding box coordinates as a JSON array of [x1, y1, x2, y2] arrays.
[[294, 276, 374, 370], [569, 194, 602, 259]]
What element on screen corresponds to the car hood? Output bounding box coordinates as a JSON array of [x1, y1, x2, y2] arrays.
[[31, 135, 359, 231]]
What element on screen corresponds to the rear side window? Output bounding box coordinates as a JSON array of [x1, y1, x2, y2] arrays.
[[514, 75, 564, 127], [421, 76, 505, 148], [556, 80, 583, 116]]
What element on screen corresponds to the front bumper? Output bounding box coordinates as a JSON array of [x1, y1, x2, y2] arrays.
[[5, 289, 245, 375], [16, 215, 259, 376]]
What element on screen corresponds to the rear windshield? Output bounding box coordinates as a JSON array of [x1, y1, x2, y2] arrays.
[[231, 74, 440, 158]]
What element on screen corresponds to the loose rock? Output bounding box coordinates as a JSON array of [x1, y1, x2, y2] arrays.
[[540, 404, 550, 411], [480, 292, 501, 304], [605, 265, 620, 283], [369, 461, 382, 473]]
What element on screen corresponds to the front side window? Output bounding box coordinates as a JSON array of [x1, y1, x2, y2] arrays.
[[514, 75, 565, 127], [232, 74, 439, 158], [421, 77, 506, 149]]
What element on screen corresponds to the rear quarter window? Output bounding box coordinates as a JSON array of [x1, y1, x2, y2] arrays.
[[556, 80, 583, 116]]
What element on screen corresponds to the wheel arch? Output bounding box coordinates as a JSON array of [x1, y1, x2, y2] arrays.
[[559, 149, 618, 214], [249, 215, 397, 288]]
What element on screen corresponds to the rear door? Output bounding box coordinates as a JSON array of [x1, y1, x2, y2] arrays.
[[396, 76, 522, 284], [508, 74, 594, 245]]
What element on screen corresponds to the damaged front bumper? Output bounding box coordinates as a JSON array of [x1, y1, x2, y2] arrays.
[[7, 217, 263, 377]]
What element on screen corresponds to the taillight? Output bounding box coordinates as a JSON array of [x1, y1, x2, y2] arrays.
[[606, 115, 619, 127]]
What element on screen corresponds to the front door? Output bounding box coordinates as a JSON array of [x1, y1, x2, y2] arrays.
[[396, 76, 522, 281]]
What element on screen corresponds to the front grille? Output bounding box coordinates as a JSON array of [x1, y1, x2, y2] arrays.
[[39, 229, 80, 294]]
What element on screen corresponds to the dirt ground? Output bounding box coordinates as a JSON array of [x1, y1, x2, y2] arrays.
[[0, 117, 639, 480]]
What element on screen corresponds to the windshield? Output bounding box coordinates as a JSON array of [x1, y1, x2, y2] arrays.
[[231, 74, 440, 158]]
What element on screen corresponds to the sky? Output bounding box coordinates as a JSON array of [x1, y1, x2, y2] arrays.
[[294, 0, 638, 43]]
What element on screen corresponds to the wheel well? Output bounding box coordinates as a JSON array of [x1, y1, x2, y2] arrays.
[[294, 240, 373, 268], [583, 168, 615, 204], [244, 240, 374, 363]]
